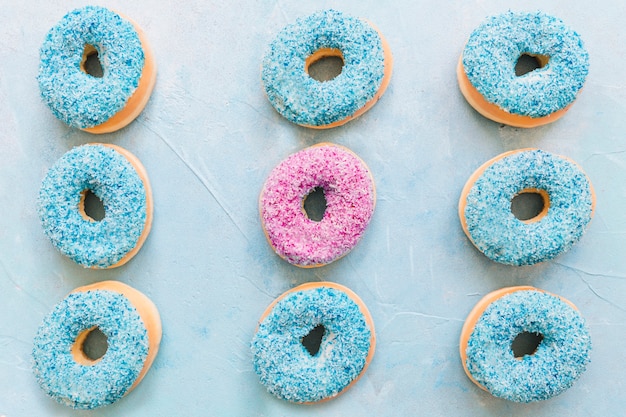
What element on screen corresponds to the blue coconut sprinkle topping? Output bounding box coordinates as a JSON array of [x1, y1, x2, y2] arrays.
[[38, 6, 144, 128], [251, 286, 372, 403], [261, 9, 385, 126], [465, 290, 591, 402], [463, 149, 594, 266], [32, 289, 149, 409], [38, 144, 148, 268], [462, 11, 589, 117]]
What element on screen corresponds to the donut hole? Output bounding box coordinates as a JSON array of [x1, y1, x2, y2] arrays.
[[512, 331, 544, 358], [511, 189, 550, 223], [515, 53, 549, 76], [305, 48, 344, 82], [303, 187, 327, 222], [79, 189, 106, 222], [72, 326, 108, 365], [301, 324, 326, 356], [81, 44, 104, 78]]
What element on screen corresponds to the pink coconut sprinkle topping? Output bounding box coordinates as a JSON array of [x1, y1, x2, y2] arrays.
[[260, 144, 375, 267]]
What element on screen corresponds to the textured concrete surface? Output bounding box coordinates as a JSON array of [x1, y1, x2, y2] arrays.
[[1, 1, 625, 415]]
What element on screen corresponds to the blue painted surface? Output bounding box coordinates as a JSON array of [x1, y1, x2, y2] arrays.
[[1, 1, 625, 416]]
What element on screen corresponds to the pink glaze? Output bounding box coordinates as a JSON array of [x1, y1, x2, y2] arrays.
[[260, 143, 376, 267]]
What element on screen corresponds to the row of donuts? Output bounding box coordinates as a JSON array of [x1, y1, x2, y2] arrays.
[[32, 5, 164, 410], [252, 9, 390, 404], [38, 9, 589, 132], [453, 6, 594, 405], [30, 5, 594, 409], [451, 7, 594, 405]]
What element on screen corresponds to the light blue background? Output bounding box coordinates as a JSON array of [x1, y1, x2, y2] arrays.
[[1, 1, 625, 415]]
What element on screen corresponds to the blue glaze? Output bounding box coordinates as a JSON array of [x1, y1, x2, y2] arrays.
[[262, 9, 386, 127], [38, 144, 149, 268], [463, 149, 594, 266], [38, 6, 144, 129], [32, 289, 149, 409], [465, 290, 591, 402], [462, 11, 589, 118], [251, 286, 372, 403]]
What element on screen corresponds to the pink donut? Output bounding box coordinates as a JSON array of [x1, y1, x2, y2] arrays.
[[260, 143, 376, 267]]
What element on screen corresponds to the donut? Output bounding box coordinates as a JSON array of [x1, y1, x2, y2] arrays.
[[32, 281, 162, 409], [459, 148, 595, 265], [459, 286, 591, 402], [259, 143, 376, 267], [38, 143, 153, 268], [457, 11, 589, 127], [251, 282, 375, 403], [38, 6, 156, 133], [261, 9, 393, 128]]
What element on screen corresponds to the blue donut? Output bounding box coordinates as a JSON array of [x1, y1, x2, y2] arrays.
[[38, 6, 156, 132], [251, 282, 375, 403], [261, 9, 393, 128], [460, 287, 591, 402], [459, 149, 595, 266], [32, 281, 162, 409], [458, 11, 589, 127], [38, 144, 152, 268]]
